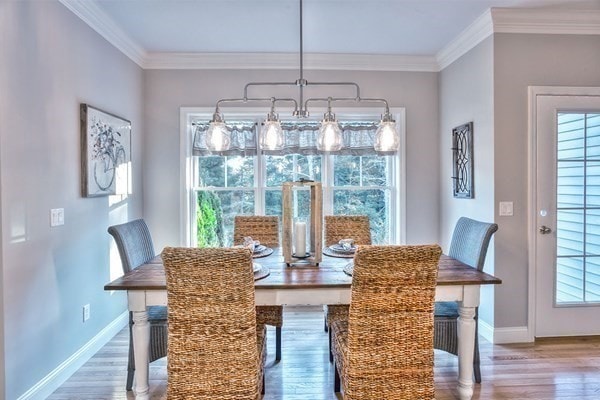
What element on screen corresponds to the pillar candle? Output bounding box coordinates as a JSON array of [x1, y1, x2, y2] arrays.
[[294, 221, 306, 256]]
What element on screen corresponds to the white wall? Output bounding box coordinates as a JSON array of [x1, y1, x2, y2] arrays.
[[143, 69, 441, 250], [493, 33, 600, 329], [0, 2, 144, 398], [439, 37, 496, 326]]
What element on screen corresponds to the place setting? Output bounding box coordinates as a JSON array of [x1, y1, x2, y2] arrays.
[[243, 236, 274, 259], [239, 237, 272, 279], [323, 238, 357, 259]]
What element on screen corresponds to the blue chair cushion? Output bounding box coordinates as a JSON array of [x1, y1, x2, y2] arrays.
[[434, 301, 458, 318]]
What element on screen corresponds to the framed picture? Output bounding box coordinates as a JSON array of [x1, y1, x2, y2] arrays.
[[81, 104, 131, 197], [452, 122, 474, 198]]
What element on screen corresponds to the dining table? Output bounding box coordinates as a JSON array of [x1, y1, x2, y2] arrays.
[[104, 247, 501, 400]]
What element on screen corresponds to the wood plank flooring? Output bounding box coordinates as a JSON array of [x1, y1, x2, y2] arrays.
[[48, 306, 600, 399]]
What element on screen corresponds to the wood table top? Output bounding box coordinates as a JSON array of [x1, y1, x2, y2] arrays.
[[105, 248, 501, 291]]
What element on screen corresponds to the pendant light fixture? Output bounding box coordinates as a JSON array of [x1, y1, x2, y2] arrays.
[[205, 0, 400, 153]]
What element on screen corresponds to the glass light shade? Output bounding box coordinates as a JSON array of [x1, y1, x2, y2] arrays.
[[317, 120, 343, 152], [260, 120, 284, 150], [374, 121, 399, 152], [205, 121, 230, 152]]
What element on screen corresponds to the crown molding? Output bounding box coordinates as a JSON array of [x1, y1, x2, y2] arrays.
[[59, 0, 146, 67], [144, 52, 438, 72], [436, 9, 494, 71], [437, 8, 600, 70], [492, 8, 600, 34]]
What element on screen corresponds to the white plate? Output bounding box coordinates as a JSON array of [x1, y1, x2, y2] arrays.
[[330, 244, 356, 253], [253, 263, 261, 273], [254, 244, 267, 253]]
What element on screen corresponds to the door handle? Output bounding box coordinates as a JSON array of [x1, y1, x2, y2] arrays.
[[539, 225, 552, 234]]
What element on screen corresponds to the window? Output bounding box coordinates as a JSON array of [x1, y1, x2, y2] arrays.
[[180, 108, 405, 247]]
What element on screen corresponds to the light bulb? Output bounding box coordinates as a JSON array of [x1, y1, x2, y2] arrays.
[[260, 120, 284, 150], [317, 120, 342, 152], [374, 121, 399, 152], [205, 121, 230, 152]]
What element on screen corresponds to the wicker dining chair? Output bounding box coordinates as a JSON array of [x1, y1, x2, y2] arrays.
[[107, 219, 167, 391], [234, 215, 283, 361], [331, 245, 441, 399], [434, 217, 498, 384], [162, 247, 266, 399], [323, 215, 371, 362]]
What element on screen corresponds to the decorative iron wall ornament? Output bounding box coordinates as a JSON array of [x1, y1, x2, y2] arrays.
[[452, 122, 474, 198]]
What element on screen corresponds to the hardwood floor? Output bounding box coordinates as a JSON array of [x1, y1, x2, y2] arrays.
[[48, 306, 600, 399]]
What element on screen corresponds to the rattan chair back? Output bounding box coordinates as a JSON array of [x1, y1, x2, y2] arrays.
[[345, 244, 441, 399], [234, 215, 280, 248], [324, 215, 371, 247], [162, 247, 262, 399]]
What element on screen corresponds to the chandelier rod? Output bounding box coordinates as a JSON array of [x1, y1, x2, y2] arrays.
[[213, 0, 392, 119]]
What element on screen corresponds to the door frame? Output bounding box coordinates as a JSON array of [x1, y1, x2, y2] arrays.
[[527, 86, 600, 341]]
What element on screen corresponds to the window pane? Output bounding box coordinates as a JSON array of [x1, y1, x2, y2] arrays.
[[557, 161, 584, 208], [196, 191, 224, 248], [334, 156, 361, 186], [557, 210, 584, 256], [226, 157, 254, 187], [587, 162, 600, 207], [197, 156, 225, 187], [586, 209, 600, 255], [333, 189, 390, 244], [556, 257, 584, 303], [362, 156, 389, 186], [557, 113, 585, 160], [214, 190, 255, 246], [585, 257, 600, 302], [197, 156, 254, 188], [265, 189, 282, 216], [265, 154, 321, 187], [585, 114, 600, 159]]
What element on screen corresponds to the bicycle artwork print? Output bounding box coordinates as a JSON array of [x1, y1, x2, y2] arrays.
[[81, 104, 131, 197]]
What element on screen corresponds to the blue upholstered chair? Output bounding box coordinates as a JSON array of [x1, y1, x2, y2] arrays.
[[434, 217, 498, 383], [108, 219, 167, 391]]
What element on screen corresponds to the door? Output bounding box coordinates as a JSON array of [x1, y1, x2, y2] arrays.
[[535, 92, 600, 337]]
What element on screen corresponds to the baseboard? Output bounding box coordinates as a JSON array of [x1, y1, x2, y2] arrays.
[[17, 311, 128, 400], [479, 319, 532, 344]]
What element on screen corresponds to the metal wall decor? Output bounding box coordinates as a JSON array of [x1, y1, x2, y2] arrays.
[[451, 122, 474, 198]]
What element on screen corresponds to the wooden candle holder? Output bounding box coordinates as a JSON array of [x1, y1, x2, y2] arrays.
[[282, 180, 323, 266]]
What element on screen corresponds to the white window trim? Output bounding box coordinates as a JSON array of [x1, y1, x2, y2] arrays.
[[179, 107, 406, 246]]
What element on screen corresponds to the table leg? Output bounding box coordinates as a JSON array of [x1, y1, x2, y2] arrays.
[[132, 310, 150, 398], [457, 304, 476, 400]]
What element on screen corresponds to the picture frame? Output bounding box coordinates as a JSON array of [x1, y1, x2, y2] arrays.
[[81, 104, 131, 197], [452, 122, 474, 198]]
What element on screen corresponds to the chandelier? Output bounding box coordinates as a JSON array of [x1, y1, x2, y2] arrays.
[[205, 0, 400, 154]]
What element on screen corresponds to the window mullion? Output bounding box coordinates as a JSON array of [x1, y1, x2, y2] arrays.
[[256, 121, 265, 215]]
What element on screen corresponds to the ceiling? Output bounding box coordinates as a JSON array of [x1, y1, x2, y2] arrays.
[[60, 0, 600, 69], [89, 0, 600, 55]]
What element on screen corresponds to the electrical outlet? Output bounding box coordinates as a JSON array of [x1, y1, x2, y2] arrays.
[[83, 304, 90, 322]]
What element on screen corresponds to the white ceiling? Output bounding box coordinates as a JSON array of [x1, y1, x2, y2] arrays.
[[61, 0, 600, 69], [91, 0, 600, 55]]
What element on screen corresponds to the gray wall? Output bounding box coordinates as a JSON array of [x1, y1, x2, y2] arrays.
[[493, 33, 600, 328], [439, 37, 496, 325], [143, 69, 441, 250], [0, 2, 144, 398]]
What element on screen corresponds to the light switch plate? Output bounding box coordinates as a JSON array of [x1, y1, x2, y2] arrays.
[[499, 201, 513, 216], [50, 208, 64, 226]]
